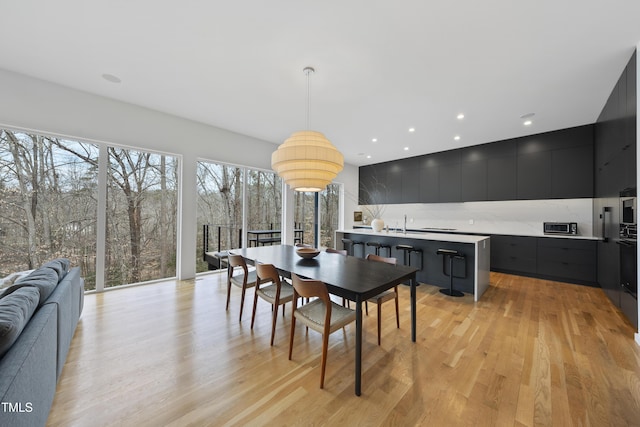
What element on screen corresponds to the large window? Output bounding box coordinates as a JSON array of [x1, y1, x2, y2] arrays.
[[0, 128, 179, 290], [105, 147, 178, 287], [196, 161, 244, 273], [295, 183, 341, 249], [0, 130, 99, 289], [196, 161, 284, 273]]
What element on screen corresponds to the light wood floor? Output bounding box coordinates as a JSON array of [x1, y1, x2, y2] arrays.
[[47, 272, 640, 426]]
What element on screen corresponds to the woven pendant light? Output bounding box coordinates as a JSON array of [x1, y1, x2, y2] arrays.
[[271, 67, 344, 192]]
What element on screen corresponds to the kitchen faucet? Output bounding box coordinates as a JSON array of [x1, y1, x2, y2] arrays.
[[403, 214, 407, 234]]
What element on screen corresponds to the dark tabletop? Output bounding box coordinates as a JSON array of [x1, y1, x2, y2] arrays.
[[231, 245, 417, 301]]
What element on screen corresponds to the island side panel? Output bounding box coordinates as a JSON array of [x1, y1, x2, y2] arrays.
[[475, 238, 491, 301], [337, 231, 478, 295]]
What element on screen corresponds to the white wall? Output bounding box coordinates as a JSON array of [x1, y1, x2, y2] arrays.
[[0, 68, 359, 280]]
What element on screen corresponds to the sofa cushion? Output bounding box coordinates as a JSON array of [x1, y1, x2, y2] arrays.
[[9, 268, 59, 306], [41, 258, 70, 280], [0, 286, 40, 358]]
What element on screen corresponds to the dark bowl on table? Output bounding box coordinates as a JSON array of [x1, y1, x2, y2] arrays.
[[296, 247, 321, 259]]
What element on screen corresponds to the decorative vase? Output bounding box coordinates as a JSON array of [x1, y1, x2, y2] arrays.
[[371, 218, 384, 232]]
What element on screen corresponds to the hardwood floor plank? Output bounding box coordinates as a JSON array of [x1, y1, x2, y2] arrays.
[[46, 272, 640, 426]]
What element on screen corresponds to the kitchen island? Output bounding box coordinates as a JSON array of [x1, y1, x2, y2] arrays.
[[336, 229, 491, 301]]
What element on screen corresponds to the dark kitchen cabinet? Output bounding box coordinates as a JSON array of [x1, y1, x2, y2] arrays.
[[359, 124, 594, 204], [551, 144, 594, 199], [517, 150, 552, 200], [491, 235, 537, 275], [419, 162, 439, 203], [537, 238, 597, 284], [401, 158, 420, 203], [359, 164, 386, 205], [593, 50, 637, 328], [439, 162, 462, 202], [385, 162, 403, 204], [487, 156, 517, 200], [461, 146, 489, 201]]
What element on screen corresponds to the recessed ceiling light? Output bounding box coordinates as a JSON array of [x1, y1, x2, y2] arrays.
[[454, 135, 461, 141], [457, 113, 465, 120], [408, 127, 415, 133], [403, 147, 409, 151], [366, 155, 371, 159], [371, 138, 377, 143], [102, 73, 121, 83], [524, 120, 533, 126]]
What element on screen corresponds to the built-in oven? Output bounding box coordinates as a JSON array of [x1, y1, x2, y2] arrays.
[[620, 188, 636, 226]]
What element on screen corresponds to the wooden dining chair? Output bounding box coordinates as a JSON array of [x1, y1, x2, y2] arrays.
[[226, 254, 258, 322], [252, 263, 294, 346], [289, 273, 356, 389], [325, 248, 350, 307], [365, 253, 399, 345]]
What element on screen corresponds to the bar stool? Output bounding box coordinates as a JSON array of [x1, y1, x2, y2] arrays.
[[437, 248, 465, 297], [395, 244, 421, 286], [367, 241, 391, 256], [342, 238, 364, 257]]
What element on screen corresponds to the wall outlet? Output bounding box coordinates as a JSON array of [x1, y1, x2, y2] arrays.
[[468, 219, 474, 225]]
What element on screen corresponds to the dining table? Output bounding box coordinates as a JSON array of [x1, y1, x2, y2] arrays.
[[230, 244, 418, 396]]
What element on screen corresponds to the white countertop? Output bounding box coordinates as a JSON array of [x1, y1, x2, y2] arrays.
[[351, 226, 601, 241], [338, 229, 490, 244]]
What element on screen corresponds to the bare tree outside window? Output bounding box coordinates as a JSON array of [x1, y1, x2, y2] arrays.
[[196, 161, 244, 273], [0, 129, 179, 290], [0, 130, 99, 288], [105, 148, 178, 287]]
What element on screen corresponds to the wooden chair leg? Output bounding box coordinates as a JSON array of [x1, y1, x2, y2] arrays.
[[394, 294, 400, 329], [320, 331, 329, 389], [288, 316, 296, 360], [239, 287, 246, 322], [250, 291, 259, 330], [377, 303, 382, 346], [225, 281, 232, 311], [365, 301, 369, 315], [270, 302, 278, 346]]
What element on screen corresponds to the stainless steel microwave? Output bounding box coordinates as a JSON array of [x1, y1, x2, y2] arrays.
[[543, 222, 578, 235]]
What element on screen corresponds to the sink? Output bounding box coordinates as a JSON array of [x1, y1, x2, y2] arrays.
[[420, 227, 457, 231]]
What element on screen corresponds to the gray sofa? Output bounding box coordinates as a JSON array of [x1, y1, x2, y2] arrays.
[[0, 259, 84, 427]]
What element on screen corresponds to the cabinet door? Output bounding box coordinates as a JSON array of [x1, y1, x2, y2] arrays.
[[461, 160, 487, 201], [439, 163, 461, 202], [419, 165, 438, 203], [551, 144, 594, 198], [491, 235, 537, 274], [487, 156, 517, 200], [598, 239, 621, 306], [401, 158, 420, 203], [537, 238, 597, 284], [385, 162, 402, 204], [517, 151, 552, 200]]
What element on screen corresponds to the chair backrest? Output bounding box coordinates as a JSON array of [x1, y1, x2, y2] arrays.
[[326, 248, 347, 256], [291, 274, 331, 322], [366, 253, 397, 265], [255, 263, 280, 287], [228, 254, 248, 277]]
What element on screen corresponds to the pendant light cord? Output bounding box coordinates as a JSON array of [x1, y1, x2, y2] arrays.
[[304, 66, 314, 130]]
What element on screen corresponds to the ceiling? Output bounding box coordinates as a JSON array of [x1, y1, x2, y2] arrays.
[[1, 1, 639, 167]]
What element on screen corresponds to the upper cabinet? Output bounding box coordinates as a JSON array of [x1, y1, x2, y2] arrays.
[[595, 50, 637, 198], [516, 125, 594, 200], [359, 124, 594, 204]]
